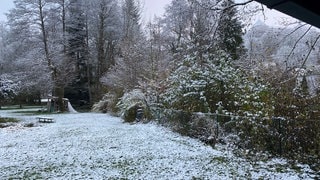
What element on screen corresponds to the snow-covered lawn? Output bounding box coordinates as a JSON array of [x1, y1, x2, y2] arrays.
[[0, 109, 317, 179]]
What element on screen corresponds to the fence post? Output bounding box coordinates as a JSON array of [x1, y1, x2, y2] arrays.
[[278, 117, 282, 155], [273, 117, 283, 155], [215, 113, 219, 139]]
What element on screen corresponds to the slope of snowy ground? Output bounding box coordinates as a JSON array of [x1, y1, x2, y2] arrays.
[[0, 109, 317, 179]]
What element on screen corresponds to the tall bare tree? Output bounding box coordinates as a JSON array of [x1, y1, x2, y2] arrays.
[[86, 0, 122, 101], [6, 0, 75, 111]]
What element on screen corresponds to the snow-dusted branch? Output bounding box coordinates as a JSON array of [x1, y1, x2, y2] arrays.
[[190, 0, 255, 12], [285, 25, 312, 66], [300, 34, 320, 68]]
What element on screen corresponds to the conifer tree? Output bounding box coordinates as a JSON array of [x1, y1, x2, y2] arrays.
[[65, 0, 90, 107], [217, 0, 246, 60], [122, 0, 141, 43]]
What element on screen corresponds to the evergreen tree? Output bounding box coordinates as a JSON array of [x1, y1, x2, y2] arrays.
[[217, 0, 246, 60], [122, 0, 141, 43], [65, 0, 90, 107]]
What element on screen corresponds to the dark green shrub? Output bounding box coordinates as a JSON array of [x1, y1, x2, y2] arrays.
[[24, 123, 35, 127], [160, 109, 192, 136], [189, 113, 217, 146], [0, 117, 20, 128], [0, 117, 19, 123]]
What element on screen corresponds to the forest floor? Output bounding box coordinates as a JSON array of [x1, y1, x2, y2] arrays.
[[0, 108, 318, 179]]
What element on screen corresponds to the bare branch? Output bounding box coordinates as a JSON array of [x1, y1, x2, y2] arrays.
[[222, 0, 254, 11], [285, 25, 312, 68], [300, 34, 320, 68], [190, 0, 255, 12], [280, 23, 308, 42]]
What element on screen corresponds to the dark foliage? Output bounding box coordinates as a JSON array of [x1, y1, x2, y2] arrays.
[[157, 109, 218, 147]]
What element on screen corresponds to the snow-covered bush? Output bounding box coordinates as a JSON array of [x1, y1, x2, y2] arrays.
[[159, 50, 278, 155], [92, 93, 118, 114], [117, 89, 150, 122], [161, 51, 272, 118], [0, 74, 20, 105]]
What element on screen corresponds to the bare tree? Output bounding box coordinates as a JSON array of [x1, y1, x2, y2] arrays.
[[85, 0, 122, 101], [6, 0, 76, 111]]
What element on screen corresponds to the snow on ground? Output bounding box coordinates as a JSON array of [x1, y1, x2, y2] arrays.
[[0, 109, 317, 179]]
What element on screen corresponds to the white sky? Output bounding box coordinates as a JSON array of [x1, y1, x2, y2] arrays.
[[0, 0, 14, 22], [0, 0, 171, 22], [143, 0, 172, 20], [246, 1, 298, 27]]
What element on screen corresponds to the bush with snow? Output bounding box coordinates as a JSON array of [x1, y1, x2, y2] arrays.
[[158, 50, 277, 156], [0, 75, 19, 97], [92, 93, 119, 114], [0, 74, 20, 105], [117, 89, 150, 122], [161, 51, 272, 118]]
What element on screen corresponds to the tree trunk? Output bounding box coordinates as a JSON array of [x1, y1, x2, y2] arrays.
[[39, 0, 65, 112], [38, 0, 53, 72], [55, 86, 65, 112]]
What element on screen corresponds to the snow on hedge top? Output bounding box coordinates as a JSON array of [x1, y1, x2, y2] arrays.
[[0, 110, 316, 179]]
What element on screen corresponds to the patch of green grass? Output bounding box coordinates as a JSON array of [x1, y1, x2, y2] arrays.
[[0, 117, 20, 123], [0, 105, 43, 110], [12, 110, 51, 115], [290, 164, 303, 173], [0, 105, 21, 110], [210, 156, 228, 164], [21, 170, 43, 179]]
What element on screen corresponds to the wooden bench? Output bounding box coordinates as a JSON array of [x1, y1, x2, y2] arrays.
[[36, 116, 54, 123]]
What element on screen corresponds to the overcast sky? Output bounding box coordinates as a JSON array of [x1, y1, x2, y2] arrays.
[[0, 0, 14, 22], [143, 0, 171, 19], [0, 0, 171, 22]]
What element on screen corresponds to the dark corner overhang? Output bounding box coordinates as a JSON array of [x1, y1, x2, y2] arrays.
[[254, 0, 320, 28]]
